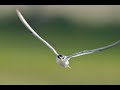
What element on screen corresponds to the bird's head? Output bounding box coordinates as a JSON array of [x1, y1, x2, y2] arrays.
[[56, 55, 71, 69], [57, 54, 65, 61]]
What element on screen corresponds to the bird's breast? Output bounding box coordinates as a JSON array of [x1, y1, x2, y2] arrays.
[[56, 59, 69, 67]]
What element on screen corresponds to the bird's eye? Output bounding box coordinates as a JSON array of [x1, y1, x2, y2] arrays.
[[58, 55, 62, 57], [57, 56, 60, 58]]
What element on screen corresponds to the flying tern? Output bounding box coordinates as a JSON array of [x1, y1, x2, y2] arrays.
[[16, 9, 120, 69]]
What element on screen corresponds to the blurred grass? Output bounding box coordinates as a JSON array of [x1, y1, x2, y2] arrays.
[[0, 15, 120, 85]]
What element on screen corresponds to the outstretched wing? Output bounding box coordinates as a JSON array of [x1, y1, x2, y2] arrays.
[[67, 40, 120, 59], [16, 9, 59, 56]]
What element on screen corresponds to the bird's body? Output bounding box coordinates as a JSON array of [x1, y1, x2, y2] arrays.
[[56, 55, 70, 68], [16, 9, 120, 69]]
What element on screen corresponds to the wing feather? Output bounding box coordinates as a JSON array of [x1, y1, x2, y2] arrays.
[[67, 40, 120, 59], [16, 9, 59, 55]]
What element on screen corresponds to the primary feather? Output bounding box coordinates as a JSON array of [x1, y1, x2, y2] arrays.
[[67, 40, 120, 59], [16, 9, 59, 56]]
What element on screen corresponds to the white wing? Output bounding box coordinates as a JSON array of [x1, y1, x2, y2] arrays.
[[16, 9, 59, 56], [67, 40, 120, 59]]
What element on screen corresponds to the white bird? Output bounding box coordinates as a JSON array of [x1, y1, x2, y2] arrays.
[[16, 9, 120, 69]]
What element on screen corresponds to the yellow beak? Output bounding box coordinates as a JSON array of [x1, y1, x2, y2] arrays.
[[60, 59, 63, 62]]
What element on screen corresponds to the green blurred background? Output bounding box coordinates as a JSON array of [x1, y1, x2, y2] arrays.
[[0, 5, 120, 85]]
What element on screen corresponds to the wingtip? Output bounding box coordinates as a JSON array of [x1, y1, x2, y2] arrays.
[[16, 8, 20, 14]]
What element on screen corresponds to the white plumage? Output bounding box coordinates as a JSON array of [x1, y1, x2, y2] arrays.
[[16, 9, 120, 69]]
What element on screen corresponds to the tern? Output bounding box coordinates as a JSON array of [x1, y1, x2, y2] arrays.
[[16, 9, 120, 69]]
